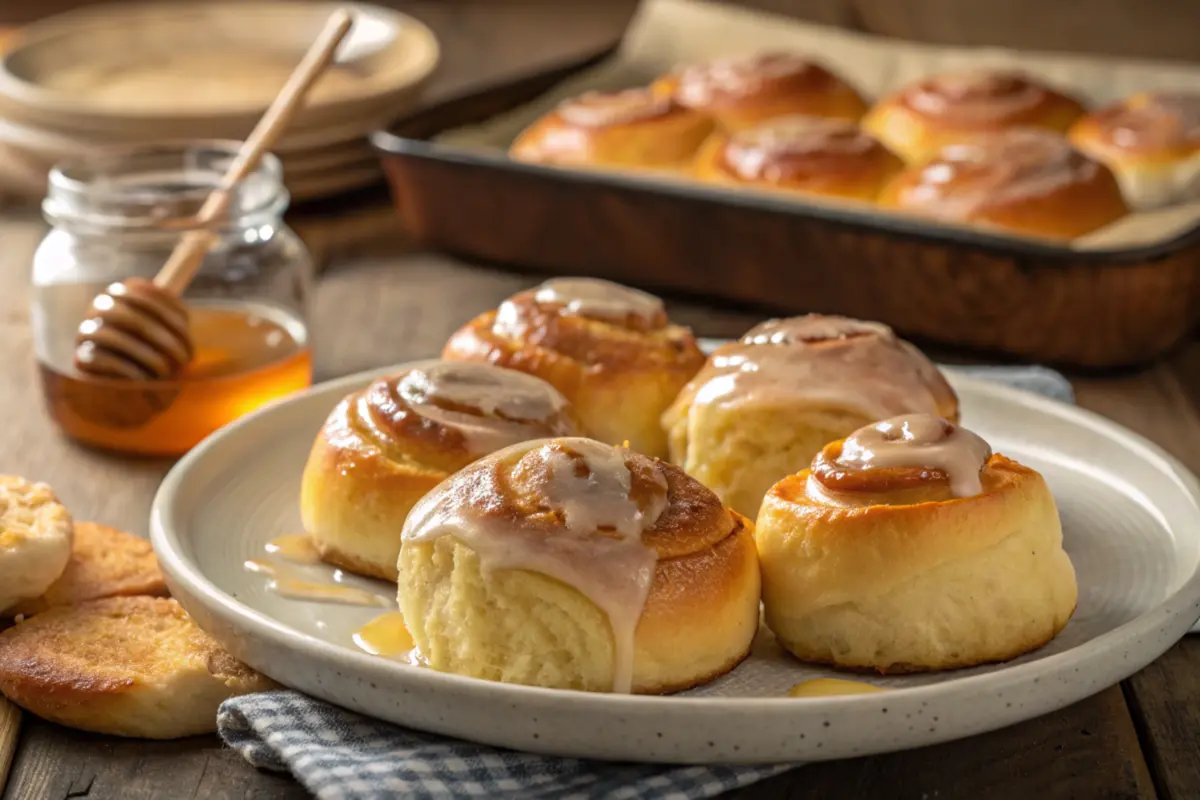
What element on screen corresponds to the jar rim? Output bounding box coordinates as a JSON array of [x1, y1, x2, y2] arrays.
[[44, 139, 287, 232]]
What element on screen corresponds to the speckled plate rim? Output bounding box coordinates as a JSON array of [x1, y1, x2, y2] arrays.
[[150, 363, 1200, 764]]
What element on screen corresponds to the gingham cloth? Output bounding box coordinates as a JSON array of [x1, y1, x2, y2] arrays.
[[217, 366, 1076, 800]]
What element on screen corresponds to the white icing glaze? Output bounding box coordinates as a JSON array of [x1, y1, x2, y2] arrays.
[[402, 437, 667, 693], [834, 413, 992, 497], [675, 52, 823, 106], [909, 129, 1098, 219], [680, 315, 953, 421], [723, 115, 877, 182], [532, 277, 664, 322], [1099, 92, 1200, 152], [906, 71, 1048, 124], [558, 89, 671, 128], [394, 362, 572, 455]]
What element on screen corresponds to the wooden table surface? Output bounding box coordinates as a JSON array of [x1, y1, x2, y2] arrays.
[[1, 2, 1199, 798]]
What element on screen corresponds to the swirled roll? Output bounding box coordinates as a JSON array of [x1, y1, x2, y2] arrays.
[[508, 88, 714, 171], [442, 277, 707, 460], [877, 128, 1129, 239], [691, 114, 904, 202], [862, 70, 1085, 164], [299, 361, 582, 580], [662, 314, 958, 519], [756, 413, 1078, 673], [1068, 91, 1200, 209], [398, 437, 760, 694], [654, 51, 868, 132]]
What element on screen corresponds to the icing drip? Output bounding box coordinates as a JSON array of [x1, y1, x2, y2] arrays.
[[402, 437, 668, 693], [833, 413, 992, 497], [680, 315, 953, 421], [558, 89, 673, 128], [391, 362, 573, 455], [531, 277, 664, 323]]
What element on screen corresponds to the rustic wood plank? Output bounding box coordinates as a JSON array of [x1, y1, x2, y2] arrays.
[[1069, 344, 1200, 800], [739, 686, 1155, 800], [5, 718, 305, 800], [0, 701, 20, 797]]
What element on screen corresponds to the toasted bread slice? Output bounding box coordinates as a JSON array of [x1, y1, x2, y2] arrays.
[[0, 596, 275, 738], [9, 522, 168, 617], [0, 475, 73, 613]]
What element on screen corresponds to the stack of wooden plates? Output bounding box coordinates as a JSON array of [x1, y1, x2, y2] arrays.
[[0, 1, 438, 204]]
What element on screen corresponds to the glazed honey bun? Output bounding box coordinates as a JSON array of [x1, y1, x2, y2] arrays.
[[507, 87, 714, 170], [442, 277, 707, 460], [862, 70, 1086, 164], [397, 436, 760, 694], [658, 51, 868, 132], [1068, 91, 1200, 209], [662, 314, 958, 520], [878, 128, 1129, 240], [691, 114, 905, 202], [299, 361, 582, 581], [756, 413, 1078, 673]]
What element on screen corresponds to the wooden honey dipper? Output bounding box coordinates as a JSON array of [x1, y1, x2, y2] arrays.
[[72, 9, 355, 381]]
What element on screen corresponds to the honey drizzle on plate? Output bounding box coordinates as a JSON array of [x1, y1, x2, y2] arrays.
[[264, 533, 322, 564], [352, 611, 416, 658], [245, 533, 391, 608], [244, 559, 392, 608], [788, 678, 887, 697]]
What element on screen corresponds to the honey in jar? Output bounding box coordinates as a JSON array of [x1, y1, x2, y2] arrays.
[[31, 141, 314, 456]]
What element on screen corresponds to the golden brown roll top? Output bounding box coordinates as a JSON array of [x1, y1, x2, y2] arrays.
[[1068, 91, 1200, 209], [508, 88, 714, 171], [300, 361, 582, 580], [691, 114, 905, 202], [442, 277, 706, 459], [656, 51, 868, 132], [878, 128, 1129, 240], [398, 437, 760, 694], [662, 314, 957, 520], [756, 413, 1078, 673], [862, 70, 1086, 164]]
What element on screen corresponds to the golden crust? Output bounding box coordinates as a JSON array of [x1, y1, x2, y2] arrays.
[[756, 454, 1078, 672], [690, 115, 904, 202], [397, 442, 761, 694], [0, 474, 74, 613], [443, 294, 705, 460], [877, 129, 1129, 240], [300, 364, 582, 581], [0, 597, 276, 738], [654, 52, 867, 132], [862, 71, 1085, 165], [509, 89, 714, 171], [661, 315, 959, 520], [9, 522, 167, 617], [1068, 92, 1200, 165]]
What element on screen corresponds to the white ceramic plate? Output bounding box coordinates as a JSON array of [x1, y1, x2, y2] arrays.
[[151, 362, 1200, 764]]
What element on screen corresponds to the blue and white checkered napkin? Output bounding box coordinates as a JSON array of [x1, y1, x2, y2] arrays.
[[217, 366, 1075, 800]]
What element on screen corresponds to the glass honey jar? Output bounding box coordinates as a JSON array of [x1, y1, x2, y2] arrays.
[[31, 141, 314, 457]]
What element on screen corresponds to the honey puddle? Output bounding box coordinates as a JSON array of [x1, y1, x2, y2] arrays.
[[244, 559, 391, 608], [265, 533, 322, 564], [788, 678, 888, 698], [353, 611, 415, 657]]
